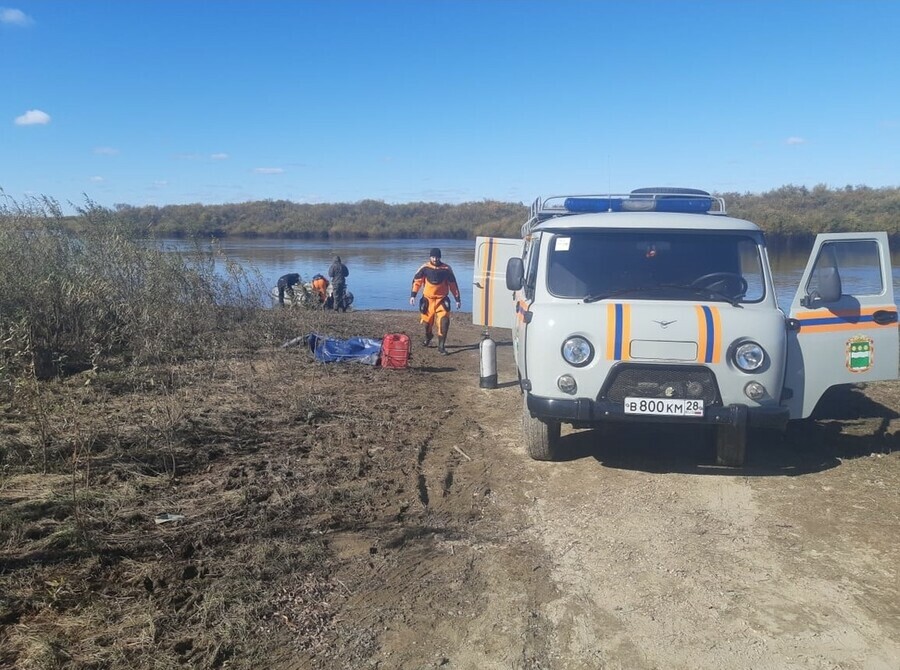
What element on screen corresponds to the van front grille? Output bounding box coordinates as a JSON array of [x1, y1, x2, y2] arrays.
[[600, 364, 721, 405]]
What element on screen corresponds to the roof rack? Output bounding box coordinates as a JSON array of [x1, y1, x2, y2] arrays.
[[522, 188, 727, 238]]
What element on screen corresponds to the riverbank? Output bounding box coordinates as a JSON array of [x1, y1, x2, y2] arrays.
[[0, 309, 502, 668], [3, 308, 899, 669]]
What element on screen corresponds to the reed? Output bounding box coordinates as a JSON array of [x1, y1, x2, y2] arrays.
[[0, 194, 267, 382]]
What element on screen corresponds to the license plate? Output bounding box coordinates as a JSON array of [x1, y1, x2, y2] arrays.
[[623, 397, 704, 417]]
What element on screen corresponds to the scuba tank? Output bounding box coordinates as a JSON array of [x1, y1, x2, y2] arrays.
[[479, 331, 497, 389]]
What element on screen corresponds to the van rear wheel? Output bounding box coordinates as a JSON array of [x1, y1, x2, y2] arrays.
[[523, 395, 561, 461]]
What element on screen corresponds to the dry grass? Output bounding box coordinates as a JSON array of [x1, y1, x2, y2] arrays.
[[0, 197, 474, 668], [1, 297, 434, 668]]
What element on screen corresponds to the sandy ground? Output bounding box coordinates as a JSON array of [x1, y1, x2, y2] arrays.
[[309, 313, 900, 670], [1, 310, 898, 670]]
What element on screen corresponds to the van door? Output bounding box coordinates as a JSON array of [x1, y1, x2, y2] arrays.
[[473, 236, 523, 330], [784, 232, 899, 418]]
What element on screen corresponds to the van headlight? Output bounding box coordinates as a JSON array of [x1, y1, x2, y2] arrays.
[[561, 336, 593, 367], [733, 342, 765, 372]]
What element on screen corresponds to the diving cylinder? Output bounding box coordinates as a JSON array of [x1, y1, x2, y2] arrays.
[[479, 333, 497, 389]]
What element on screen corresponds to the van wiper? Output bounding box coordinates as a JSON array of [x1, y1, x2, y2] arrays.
[[583, 284, 742, 306], [657, 283, 743, 307], [705, 290, 742, 307], [583, 286, 665, 303]]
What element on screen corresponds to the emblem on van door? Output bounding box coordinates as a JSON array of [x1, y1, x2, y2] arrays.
[[846, 335, 874, 373], [653, 319, 677, 328]]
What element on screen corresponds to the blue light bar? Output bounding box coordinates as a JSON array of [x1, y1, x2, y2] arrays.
[[653, 198, 713, 213], [563, 197, 623, 212], [563, 196, 713, 214]]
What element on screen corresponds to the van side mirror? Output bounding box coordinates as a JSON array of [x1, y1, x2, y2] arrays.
[[803, 266, 842, 307], [506, 257, 524, 291]]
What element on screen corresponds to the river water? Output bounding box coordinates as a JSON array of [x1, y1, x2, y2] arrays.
[[160, 237, 900, 312]]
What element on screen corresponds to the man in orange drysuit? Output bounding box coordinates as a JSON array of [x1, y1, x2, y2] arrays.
[[311, 274, 329, 306], [409, 248, 461, 355]]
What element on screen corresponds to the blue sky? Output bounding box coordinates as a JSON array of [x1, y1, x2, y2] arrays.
[[3, 1, 899, 212]]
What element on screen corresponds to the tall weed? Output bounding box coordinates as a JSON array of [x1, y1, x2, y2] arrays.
[[0, 194, 266, 381]]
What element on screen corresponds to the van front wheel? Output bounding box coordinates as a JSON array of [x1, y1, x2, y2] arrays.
[[523, 396, 561, 461], [715, 414, 747, 467]]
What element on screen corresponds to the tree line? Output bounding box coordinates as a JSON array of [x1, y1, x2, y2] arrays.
[[724, 184, 900, 244], [107, 199, 525, 239], [63, 184, 900, 241]]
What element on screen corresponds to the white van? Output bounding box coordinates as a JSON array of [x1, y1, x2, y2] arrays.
[[474, 189, 898, 466]]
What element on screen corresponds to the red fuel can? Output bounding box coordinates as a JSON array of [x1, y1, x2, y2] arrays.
[[380, 333, 411, 369]]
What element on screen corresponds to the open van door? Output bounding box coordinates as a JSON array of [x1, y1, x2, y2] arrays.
[[784, 232, 899, 418], [473, 236, 523, 330]]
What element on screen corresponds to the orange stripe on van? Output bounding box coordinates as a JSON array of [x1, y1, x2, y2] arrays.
[[606, 303, 617, 359], [710, 306, 722, 363], [794, 305, 897, 334], [602, 303, 631, 360], [693, 305, 721, 364], [620, 303, 631, 361]]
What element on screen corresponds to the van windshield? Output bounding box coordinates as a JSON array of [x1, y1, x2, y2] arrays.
[[546, 230, 765, 303]]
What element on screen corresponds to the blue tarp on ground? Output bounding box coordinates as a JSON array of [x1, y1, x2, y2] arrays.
[[305, 333, 382, 365]]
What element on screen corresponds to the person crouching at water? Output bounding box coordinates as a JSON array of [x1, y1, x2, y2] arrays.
[[409, 247, 460, 355], [277, 272, 301, 306], [328, 256, 349, 311], [311, 274, 329, 306]]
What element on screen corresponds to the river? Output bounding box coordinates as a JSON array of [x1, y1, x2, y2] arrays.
[[160, 237, 900, 312]]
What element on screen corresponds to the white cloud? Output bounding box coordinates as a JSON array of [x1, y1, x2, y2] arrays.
[[1, 8, 33, 26], [153, 180, 168, 187], [210, 152, 229, 160], [785, 136, 806, 145], [14, 109, 50, 125], [89, 176, 104, 183], [253, 167, 284, 174], [93, 146, 119, 156]]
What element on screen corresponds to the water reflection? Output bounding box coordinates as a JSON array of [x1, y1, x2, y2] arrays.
[[160, 237, 900, 311]]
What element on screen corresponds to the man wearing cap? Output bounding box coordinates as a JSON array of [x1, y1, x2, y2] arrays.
[[409, 248, 461, 355]]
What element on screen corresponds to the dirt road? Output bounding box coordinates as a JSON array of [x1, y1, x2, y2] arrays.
[[2, 310, 897, 669], [315, 313, 900, 670]]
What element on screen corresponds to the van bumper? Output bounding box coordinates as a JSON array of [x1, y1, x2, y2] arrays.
[[526, 395, 790, 431]]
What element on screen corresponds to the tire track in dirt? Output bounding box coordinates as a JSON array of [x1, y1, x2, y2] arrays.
[[314, 331, 562, 669], [413, 367, 560, 670], [304, 319, 900, 669]]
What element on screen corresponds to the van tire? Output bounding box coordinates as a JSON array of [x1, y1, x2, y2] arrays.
[[715, 423, 746, 467], [523, 396, 560, 461]]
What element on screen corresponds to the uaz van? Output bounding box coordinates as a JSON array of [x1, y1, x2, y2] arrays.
[[474, 188, 898, 466]]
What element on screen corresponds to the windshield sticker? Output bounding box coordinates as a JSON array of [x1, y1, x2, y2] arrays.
[[846, 335, 874, 373], [555, 237, 571, 252]]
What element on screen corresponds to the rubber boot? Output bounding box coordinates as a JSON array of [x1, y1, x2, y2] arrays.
[[438, 316, 450, 354], [423, 328, 433, 347]]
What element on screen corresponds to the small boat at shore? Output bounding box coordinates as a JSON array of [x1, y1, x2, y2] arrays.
[[270, 282, 354, 310]]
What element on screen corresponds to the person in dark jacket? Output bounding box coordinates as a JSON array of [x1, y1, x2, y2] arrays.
[[276, 272, 301, 306], [328, 256, 350, 311], [409, 248, 460, 354]]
